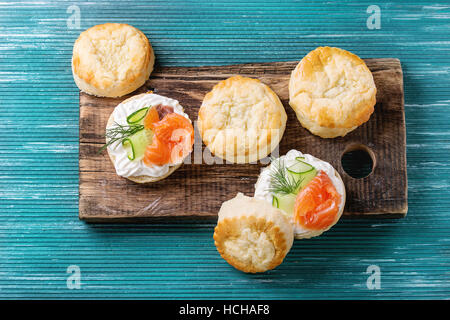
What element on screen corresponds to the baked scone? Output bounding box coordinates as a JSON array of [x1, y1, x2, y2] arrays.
[[72, 23, 155, 97], [214, 193, 294, 273], [106, 93, 193, 183], [198, 76, 287, 163], [254, 149, 346, 239], [289, 47, 377, 138]]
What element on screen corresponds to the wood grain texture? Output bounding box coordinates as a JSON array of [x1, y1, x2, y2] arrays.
[[79, 59, 407, 222]]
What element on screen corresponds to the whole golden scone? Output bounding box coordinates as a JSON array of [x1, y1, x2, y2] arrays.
[[198, 76, 287, 163], [289, 47, 377, 138], [72, 23, 155, 97], [214, 193, 294, 273], [106, 93, 183, 183]]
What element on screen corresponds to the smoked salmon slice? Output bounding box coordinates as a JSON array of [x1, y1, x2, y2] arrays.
[[293, 170, 341, 230], [143, 112, 194, 166], [143, 107, 160, 129], [152, 113, 194, 145], [143, 136, 171, 167]]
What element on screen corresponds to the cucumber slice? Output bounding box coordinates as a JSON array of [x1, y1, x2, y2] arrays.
[[287, 160, 314, 174], [122, 129, 151, 161], [289, 158, 318, 192], [297, 168, 317, 192], [272, 196, 279, 208], [127, 107, 149, 124], [272, 193, 297, 215], [122, 139, 135, 160], [271, 172, 316, 215], [285, 163, 317, 193]]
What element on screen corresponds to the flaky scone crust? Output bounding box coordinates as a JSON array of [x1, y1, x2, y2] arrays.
[[289, 47, 376, 138], [106, 93, 182, 184], [72, 23, 154, 97], [213, 193, 294, 273], [198, 76, 287, 163]]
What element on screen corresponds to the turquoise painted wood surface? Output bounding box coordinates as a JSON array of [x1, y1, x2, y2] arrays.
[[0, 0, 449, 299]]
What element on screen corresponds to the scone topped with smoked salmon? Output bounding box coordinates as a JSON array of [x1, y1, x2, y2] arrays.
[[72, 23, 154, 97], [198, 76, 287, 163], [102, 93, 194, 183], [254, 150, 346, 239], [289, 47, 376, 138]]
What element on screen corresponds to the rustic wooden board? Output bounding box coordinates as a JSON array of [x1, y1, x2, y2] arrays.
[[79, 59, 407, 222]]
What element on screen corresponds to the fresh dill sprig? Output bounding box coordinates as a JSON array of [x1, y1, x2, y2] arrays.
[[267, 158, 302, 194], [98, 122, 144, 154]]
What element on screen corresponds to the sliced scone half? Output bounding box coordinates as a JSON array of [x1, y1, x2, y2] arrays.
[[254, 149, 346, 239], [214, 193, 294, 273]]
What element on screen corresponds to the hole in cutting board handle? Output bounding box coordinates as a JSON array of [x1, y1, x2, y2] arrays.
[[341, 144, 376, 179]]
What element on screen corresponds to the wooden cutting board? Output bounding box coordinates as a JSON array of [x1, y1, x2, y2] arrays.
[[79, 59, 407, 222]]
